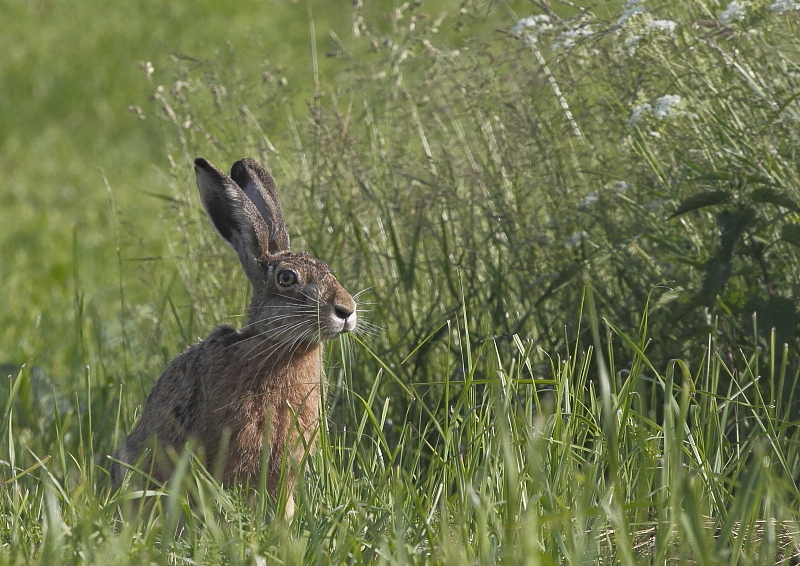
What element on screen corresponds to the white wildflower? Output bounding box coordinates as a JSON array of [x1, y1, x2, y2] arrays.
[[649, 130, 661, 138], [626, 19, 677, 55], [170, 80, 189, 97], [512, 15, 553, 44], [556, 25, 594, 51], [626, 34, 643, 55], [769, 0, 800, 12], [647, 20, 678, 34], [512, 14, 551, 32], [627, 103, 651, 126], [128, 105, 145, 120], [579, 191, 599, 208], [140, 61, 154, 78], [628, 95, 682, 126], [653, 94, 682, 119], [719, 1, 746, 24], [564, 231, 589, 249], [618, 0, 646, 24]]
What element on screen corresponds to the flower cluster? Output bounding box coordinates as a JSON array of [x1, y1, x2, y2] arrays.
[[770, 0, 800, 12], [652, 94, 682, 119], [511, 15, 553, 45], [628, 94, 683, 126], [718, 1, 747, 24], [615, 0, 678, 55], [647, 19, 678, 34], [618, 0, 647, 24], [556, 25, 594, 51]]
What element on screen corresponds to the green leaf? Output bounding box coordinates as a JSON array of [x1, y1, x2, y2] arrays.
[[744, 174, 779, 186], [671, 190, 731, 218], [780, 223, 800, 248], [700, 254, 732, 306], [691, 171, 778, 186], [716, 207, 755, 257], [749, 188, 797, 210], [140, 190, 187, 204]]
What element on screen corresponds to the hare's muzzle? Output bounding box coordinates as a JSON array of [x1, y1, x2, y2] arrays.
[[333, 303, 357, 334]]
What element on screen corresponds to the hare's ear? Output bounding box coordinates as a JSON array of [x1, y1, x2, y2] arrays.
[[194, 158, 271, 278], [230, 158, 290, 254]]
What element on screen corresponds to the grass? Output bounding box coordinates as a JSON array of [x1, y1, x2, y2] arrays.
[[5, 308, 800, 563], [3, 0, 800, 563]]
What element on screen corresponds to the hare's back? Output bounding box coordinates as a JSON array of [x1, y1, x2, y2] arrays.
[[126, 325, 241, 445]]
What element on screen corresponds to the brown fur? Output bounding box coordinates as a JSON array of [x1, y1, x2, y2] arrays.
[[111, 158, 356, 517]]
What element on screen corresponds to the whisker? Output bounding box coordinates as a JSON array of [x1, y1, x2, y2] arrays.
[[228, 308, 317, 338], [245, 326, 318, 359], [354, 328, 380, 341], [231, 324, 300, 354], [252, 327, 314, 383], [255, 303, 316, 310], [250, 335, 302, 385], [352, 286, 375, 300]]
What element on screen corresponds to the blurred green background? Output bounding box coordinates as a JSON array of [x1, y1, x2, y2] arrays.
[[0, 0, 532, 375]]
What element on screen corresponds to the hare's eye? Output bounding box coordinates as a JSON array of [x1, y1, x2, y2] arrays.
[[277, 270, 297, 287]]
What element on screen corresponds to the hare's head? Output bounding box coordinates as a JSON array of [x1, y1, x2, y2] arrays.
[[194, 157, 356, 345]]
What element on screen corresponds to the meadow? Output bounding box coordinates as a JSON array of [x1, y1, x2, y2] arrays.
[[2, 0, 800, 563]]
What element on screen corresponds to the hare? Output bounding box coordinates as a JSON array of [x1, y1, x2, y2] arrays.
[[111, 157, 357, 517]]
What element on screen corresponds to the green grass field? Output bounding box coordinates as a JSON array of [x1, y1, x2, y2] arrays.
[[3, 0, 800, 563]]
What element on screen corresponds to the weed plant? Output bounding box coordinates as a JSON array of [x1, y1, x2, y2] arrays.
[[2, 0, 800, 564]]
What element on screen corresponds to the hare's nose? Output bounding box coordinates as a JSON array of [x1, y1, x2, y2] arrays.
[[334, 305, 354, 320]]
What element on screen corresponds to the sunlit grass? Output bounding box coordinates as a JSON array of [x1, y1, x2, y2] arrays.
[[4, 301, 800, 563], [3, 0, 800, 563]]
